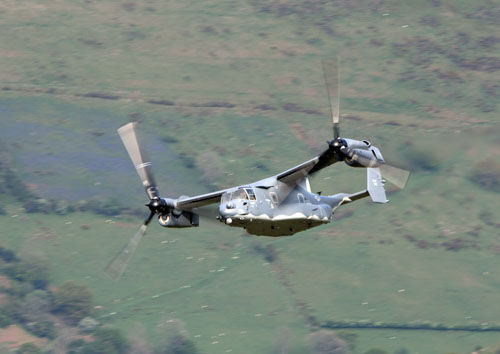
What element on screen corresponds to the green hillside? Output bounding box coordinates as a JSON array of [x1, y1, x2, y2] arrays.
[[0, 0, 499, 353]]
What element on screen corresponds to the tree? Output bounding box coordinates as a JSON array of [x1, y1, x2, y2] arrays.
[[51, 281, 93, 324], [86, 328, 129, 354], [394, 349, 409, 354], [128, 325, 154, 354], [78, 317, 99, 334], [2, 256, 50, 289], [336, 331, 358, 351], [67, 339, 87, 354], [364, 349, 388, 354], [0, 247, 19, 262], [26, 320, 56, 339], [23, 257, 50, 290], [470, 159, 500, 193], [67, 328, 129, 354], [161, 334, 197, 354], [15, 343, 41, 354], [156, 319, 198, 354], [307, 330, 350, 354], [0, 311, 12, 328], [2, 290, 56, 338]]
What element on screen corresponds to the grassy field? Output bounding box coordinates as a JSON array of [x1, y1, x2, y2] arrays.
[[1, 0, 499, 353]]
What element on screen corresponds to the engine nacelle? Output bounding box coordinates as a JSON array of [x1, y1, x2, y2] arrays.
[[344, 138, 372, 150], [344, 147, 385, 168], [344, 156, 365, 168], [158, 211, 199, 228]]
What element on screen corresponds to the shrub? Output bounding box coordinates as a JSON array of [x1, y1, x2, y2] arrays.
[[19, 290, 51, 321], [470, 159, 500, 193], [394, 348, 410, 354], [68, 328, 130, 354], [2, 257, 50, 289], [86, 197, 123, 216], [3, 262, 29, 282], [78, 317, 99, 333], [25, 319, 56, 339], [160, 334, 197, 354], [3, 281, 34, 298], [3, 168, 38, 201], [336, 331, 358, 351], [403, 148, 440, 172], [24, 258, 51, 289], [15, 343, 42, 354], [161, 136, 179, 144], [157, 319, 198, 354], [67, 339, 88, 354], [0, 311, 13, 327], [364, 349, 388, 354], [90, 327, 130, 354], [51, 281, 93, 324], [0, 246, 19, 263], [307, 330, 350, 354]]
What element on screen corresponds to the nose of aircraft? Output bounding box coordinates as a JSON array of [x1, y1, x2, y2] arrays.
[[219, 202, 238, 218], [218, 200, 249, 222]]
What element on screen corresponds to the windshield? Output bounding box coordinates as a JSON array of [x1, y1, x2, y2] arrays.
[[221, 192, 231, 203], [221, 188, 256, 203], [245, 188, 256, 200]]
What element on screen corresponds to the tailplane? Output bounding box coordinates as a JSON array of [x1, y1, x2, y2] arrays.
[[367, 167, 388, 203]]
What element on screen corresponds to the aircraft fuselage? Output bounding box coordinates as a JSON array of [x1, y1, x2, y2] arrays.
[[217, 178, 342, 236]]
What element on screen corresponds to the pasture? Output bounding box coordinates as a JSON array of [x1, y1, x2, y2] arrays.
[[0, 0, 499, 352]]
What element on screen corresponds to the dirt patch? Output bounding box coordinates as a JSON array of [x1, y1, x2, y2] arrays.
[[0, 275, 11, 288], [290, 122, 322, 150], [0, 294, 8, 307], [0, 50, 18, 58], [113, 222, 139, 228], [462, 275, 481, 288], [0, 325, 48, 349], [433, 108, 489, 125], [32, 226, 58, 240], [26, 183, 39, 192]]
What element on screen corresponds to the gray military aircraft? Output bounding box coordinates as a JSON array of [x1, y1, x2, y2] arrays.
[[105, 59, 410, 280]]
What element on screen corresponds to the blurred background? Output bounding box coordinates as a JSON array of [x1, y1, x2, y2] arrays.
[[0, 0, 499, 353]]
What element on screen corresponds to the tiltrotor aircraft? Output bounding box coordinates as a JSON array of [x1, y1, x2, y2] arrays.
[[105, 59, 410, 280]]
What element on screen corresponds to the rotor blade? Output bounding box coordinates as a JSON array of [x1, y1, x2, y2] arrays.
[[379, 164, 410, 189], [104, 212, 154, 281], [342, 147, 410, 189], [355, 157, 410, 189], [322, 57, 340, 139], [118, 122, 157, 194]]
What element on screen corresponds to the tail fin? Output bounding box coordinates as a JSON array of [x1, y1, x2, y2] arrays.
[[367, 167, 388, 203]]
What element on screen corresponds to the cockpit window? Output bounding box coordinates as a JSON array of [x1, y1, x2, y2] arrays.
[[221, 192, 231, 203], [245, 188, 256, 200], [221, 188, 257, 203], [231, 188, 248, 200]]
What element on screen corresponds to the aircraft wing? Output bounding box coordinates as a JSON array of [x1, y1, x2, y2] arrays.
[[177, 146, 339, 209], [174, 189, 230, 210], [276, 147, 339, 185]]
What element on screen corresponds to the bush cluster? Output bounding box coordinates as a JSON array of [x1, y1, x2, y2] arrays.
[[470, 159, 500, 193]]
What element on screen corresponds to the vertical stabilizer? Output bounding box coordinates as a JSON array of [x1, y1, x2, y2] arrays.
[[367, 168, 388, 203]]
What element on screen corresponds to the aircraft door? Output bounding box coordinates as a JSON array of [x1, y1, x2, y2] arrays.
[[269, 192, 279, 209]]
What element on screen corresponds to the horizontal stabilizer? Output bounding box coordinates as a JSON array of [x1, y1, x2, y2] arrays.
[[367, 167, 388, 203]]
